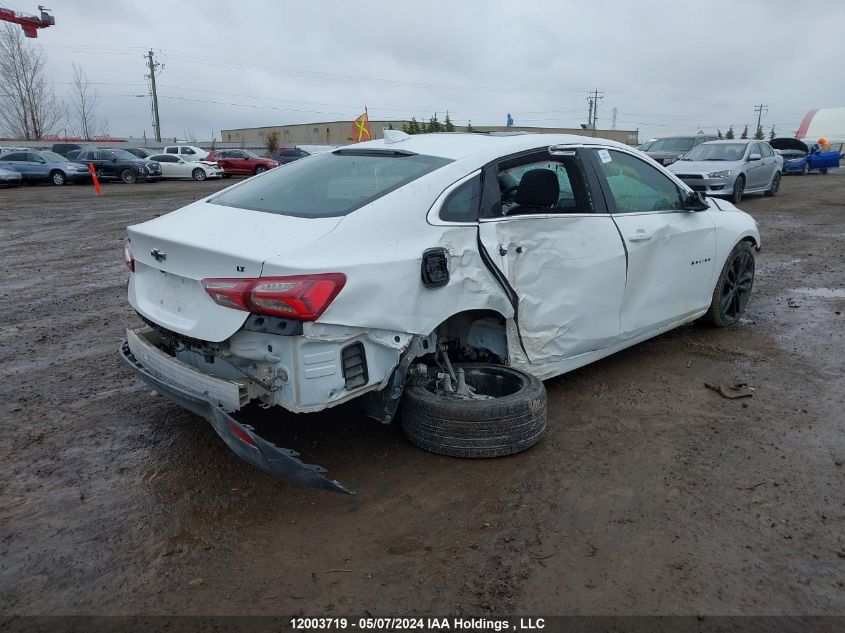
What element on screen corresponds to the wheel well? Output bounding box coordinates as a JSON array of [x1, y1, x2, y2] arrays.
[[428, 309, 508, 364], [741, 236, 759, 251]]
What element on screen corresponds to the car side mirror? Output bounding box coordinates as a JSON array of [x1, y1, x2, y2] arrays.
[[748, 153, 761, 161], [683, 190, 709, 211], [37, 159, 46, 164]]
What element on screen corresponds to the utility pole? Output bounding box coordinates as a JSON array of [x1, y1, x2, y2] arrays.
[[612, 107, 618, 130], [145, 50, 163, 142], [754, 103, 768, 136], [587, 97, 594, 129], [589, 89, 604, 136]]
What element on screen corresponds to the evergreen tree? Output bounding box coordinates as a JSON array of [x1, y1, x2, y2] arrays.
[[408, 117, 420, 135], [769, 125, 776, 141], [428, 112, 441, 133], [717, 129, 723, 140], [754, 125, 764, 140], [444, 111, 455, 132], [725, 125, 735, 139], [740, 124, 749, 139], [420, 119, 428, 134]]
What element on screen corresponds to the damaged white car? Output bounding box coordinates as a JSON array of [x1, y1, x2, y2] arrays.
[[121, 131, 761, 493]]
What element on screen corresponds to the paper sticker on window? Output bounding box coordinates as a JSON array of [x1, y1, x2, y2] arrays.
[[598, 149, 612, 163]]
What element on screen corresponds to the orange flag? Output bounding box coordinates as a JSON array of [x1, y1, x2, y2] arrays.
[[351, 109, 372, 143]]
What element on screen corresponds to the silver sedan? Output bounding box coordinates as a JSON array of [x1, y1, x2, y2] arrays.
[[668, 139, 783, 203]]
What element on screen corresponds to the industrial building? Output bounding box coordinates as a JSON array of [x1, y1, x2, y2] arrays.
[[221, 120, 639, 147]]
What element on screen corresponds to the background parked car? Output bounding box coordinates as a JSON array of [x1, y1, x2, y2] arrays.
[[162, 145, 209, 161], [146, 154, 224, 180], [51, 142, 96, 157], [646, 134, 718, 166], [669, 139, 782, 203], [770, 138, 840, 175], [125, 147, 157, 159], [0, 150, 91, 185], [267, 146, 311, 164], [0, 146, 31, 157], [205, 149, 278, 177], [71, 149, 160, 184], [0, 166, 22, 187]]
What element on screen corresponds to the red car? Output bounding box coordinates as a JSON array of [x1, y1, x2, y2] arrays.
[[204, 149, 279, 177]]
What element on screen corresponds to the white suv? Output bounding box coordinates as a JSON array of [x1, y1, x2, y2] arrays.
[[161, 145, 209, 161], [121, 131, 760, 493]]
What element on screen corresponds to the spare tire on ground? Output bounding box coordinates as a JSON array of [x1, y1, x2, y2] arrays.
[[401, 362, 546, 458]]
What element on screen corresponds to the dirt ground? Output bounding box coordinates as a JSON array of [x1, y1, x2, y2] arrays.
[[1, 170, 843, 617]]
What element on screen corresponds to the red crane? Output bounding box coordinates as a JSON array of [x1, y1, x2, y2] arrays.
[[0, 5, 54, 37]]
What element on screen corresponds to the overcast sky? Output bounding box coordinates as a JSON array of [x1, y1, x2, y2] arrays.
[[16, 0, 845, 141]]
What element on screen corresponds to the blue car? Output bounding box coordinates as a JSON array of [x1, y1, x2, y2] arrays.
[[0, 150, 92, 185], [771, 138, 840, 175]]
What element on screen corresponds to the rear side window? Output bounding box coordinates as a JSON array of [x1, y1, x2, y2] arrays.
[[440, 175, 481, 222], [2, 152, 27, 161], [210, 151, 451, 218], [166, 147, 177, 154]]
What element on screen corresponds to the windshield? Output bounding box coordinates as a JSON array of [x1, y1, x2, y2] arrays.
[[109, 149, 141, 160], [39, 151, 68, 163], [210, 151, 451, 218], [682, 143, 747, 161], [648, 137, 695, 152], [638, 139, 657, 151]]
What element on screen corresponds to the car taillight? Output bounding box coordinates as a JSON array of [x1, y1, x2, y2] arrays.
[[124, 242, 135, 272], [201, 274, 346, 321]]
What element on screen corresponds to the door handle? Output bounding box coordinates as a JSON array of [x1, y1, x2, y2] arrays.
[[628, 231, 652, 242]]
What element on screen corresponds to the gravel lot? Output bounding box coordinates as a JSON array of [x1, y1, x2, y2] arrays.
[[1, 172, 843, 616]]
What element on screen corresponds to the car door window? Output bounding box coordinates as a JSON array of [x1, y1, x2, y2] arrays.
[[230, 150, 245, 158], [166, 147, 177, 154], [181, 148, 195, 155], [594, 149, 684, 213], [95, 151, 111, 161], [439, 175, 481, 222], [27, 153, 43, 162], [497, 153, 593, 216], [761, 144, 774, 158], [2, 153, 27, 161]]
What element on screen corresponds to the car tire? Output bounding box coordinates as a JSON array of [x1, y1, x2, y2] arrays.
[[730, 175, 745, 204], [50, 170, 66, 186], [765, 171, 781, 196], [192, 168, 207, 181], [401, 363, 547, 459], [254, 165, 267, 175], [820, 168, 829, 175], [221, 174, 232, 179], [801, 163, 809, 176], [704, 241, 755, 328], [120, 169, 137, 184]]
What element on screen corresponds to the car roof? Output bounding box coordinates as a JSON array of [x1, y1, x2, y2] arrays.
[[347, 132, 634, 161]]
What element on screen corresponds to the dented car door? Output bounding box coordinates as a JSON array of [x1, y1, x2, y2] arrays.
[[477, 147, 627, 365], [588, 148, 717, 339]]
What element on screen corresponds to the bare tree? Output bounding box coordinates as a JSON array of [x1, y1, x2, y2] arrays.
[[0, 24, 62, 139], [70, 63, 107, 140]]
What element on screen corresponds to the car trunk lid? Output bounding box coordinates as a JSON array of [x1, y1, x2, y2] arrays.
[[127, 200, 343, 342]]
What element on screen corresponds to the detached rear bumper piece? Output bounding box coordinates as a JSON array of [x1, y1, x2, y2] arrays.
[[120, 328, 352, 494]]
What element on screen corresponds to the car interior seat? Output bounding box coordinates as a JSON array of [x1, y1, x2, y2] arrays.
[[506, 168, 560, 215]]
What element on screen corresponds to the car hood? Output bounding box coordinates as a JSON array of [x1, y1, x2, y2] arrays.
[[770, 137, 808, 152], [670, 159, 743, 173]]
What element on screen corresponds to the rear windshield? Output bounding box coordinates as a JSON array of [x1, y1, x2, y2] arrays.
[[649, 137, 695, 152], [209, 150, 451, 218]]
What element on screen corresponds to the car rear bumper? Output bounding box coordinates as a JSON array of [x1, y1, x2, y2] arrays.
[[120, 327, 353, 494]]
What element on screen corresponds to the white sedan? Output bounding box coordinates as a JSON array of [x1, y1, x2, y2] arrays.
[[121, 132, 760, 492], [147, 154, 224, 180]]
